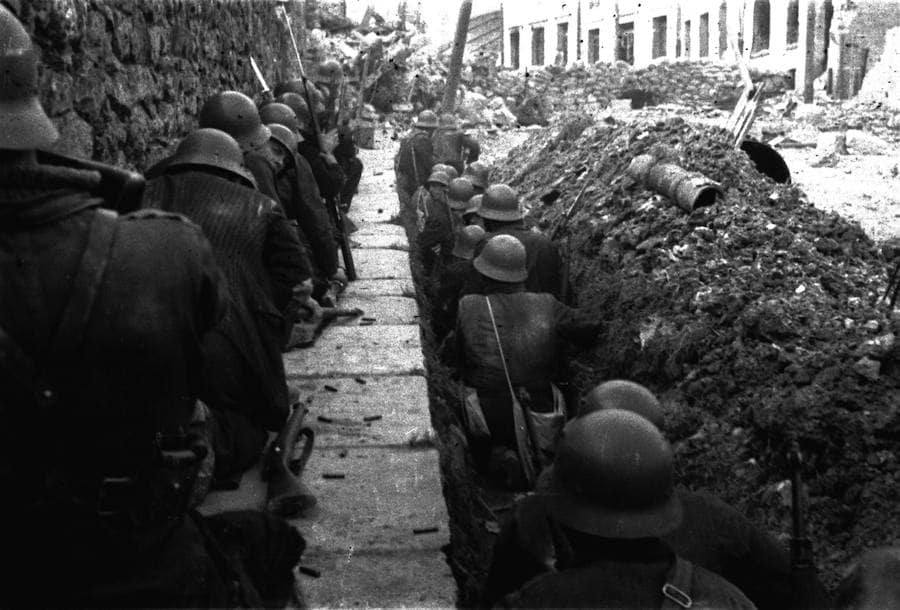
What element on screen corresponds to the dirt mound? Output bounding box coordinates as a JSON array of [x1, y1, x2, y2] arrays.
[[493, 115, 900, 589]]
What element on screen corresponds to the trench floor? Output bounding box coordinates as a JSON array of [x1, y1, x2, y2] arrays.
[[200, 133, 456, 607]]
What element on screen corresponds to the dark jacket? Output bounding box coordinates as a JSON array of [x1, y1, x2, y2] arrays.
[[451, 291, 599, 446], [396, 130, 435, 190], [143, 170, 307, 429], [275, 150, 338, 278], [475, 223, 566, 300], [417, 192, 454, 272], [484, 489, 827, 610], [0, 161, 228, 606], [498, 537, 756, 609], [297, 134, 346, 200], [244, 149, 282, 204], [432, 128, 480, 171], [432, 256, 474, 340]]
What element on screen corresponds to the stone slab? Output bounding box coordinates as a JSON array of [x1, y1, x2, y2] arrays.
[[352, 223, 407, 237], [291, 376, 431, 447], [353, 248, 412, 279], [297, 446, 448, 552], [301, 548, 455, 609], [284, 325, 423, 378], [341, 279, 414, 298], [350, 234, 409, 250], [332, 295, 419, 326], [347, 202, 399, 225]]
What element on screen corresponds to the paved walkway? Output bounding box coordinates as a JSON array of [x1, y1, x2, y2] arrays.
[[201, 133, 455, 607]]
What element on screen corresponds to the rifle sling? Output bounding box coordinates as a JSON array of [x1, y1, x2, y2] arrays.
[[0, 208, 119, 401], [661, 557, 693, 610]]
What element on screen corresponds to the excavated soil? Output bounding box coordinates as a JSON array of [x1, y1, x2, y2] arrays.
[[492, 115, 900, 590], [402, 115, 900, 603]]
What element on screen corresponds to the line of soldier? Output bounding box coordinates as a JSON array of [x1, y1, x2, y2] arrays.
[[0, 6, 366, 606], [395, 109, 897, 609]]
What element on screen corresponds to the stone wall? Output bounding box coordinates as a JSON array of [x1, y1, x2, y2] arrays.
[[10, 0, 305, 170]]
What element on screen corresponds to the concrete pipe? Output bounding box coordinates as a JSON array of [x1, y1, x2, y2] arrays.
[[627, 155, 724, 213]]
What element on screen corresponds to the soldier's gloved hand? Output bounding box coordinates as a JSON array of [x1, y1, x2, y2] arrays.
[[319, 129, 339, 155], [295, 294, 322, 322]]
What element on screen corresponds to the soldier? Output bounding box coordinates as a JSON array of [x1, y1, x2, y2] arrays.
[[416, 169, 452, 274], [495, 411, 756, 609], [198, 91, 281, 204], [432, 224, 485, 342], [142, 128, 310, 481], [334, 118, 363, 212], [395, 109, 438, 207], [447, 176, 476, 233], [431, 112, 481, 175], [0, 8, 302, 606], [264, 112, 341, 310], [444, 235, 600, 488], [472, 183, 566, 300], [485, 378, 832, 610], [464, 160, 491, 195]]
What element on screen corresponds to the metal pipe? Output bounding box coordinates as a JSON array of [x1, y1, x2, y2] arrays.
[[627, 155, 723, 213]]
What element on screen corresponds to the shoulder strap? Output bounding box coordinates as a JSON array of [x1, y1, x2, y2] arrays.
[[661, 557, 694, 610], [46, 208, 119, 358], [0, 208, 118, 403], [484, 295, 516, 402]]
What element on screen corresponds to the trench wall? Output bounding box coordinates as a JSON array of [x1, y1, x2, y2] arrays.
[[11, 0, 304, 170]]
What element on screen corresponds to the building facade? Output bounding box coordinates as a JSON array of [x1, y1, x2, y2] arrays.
[[502, 0, 900, 98]]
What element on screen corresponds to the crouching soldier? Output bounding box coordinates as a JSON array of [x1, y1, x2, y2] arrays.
[[0, 7, 303, 606], [432, 224, 485, 341], [142, 128, 310, 483], [416, 169, 452, 274], [443, 235, 600, 489], [484, 379, 831, 610], [495, 411, 756, 608]]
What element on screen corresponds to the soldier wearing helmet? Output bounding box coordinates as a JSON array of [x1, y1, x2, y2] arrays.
[[485, 379, 831, 610], [447, 177, 476, 230], [471, 183, 567, 301], [416, 169, 454, 273], [431, 112, 481, 175], [143, 128, 310, 481], [445, 235, 600, 489], [395, 109, 439, 208], [432, 224, 485, 341], [263, 111, 341, 309], [197, 90, 285, 205], [0, 7, 302, 606], [495, 411, 756, 609], [464, 160, 491, 194]]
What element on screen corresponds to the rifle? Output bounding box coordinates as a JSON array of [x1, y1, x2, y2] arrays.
[[262, 403, 316, 517], [552, 169, 594, 305], [36, 150, 145, 213], [279, 5, 357, 282], [788, 442, 822, 610], [284, 307, 364, 349]]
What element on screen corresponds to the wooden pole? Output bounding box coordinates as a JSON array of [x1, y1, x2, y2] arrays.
[[441, 0, 474, 113]]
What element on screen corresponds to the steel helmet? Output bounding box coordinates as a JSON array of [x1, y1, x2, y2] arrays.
[[431, 163, 459, 180], [473, 234, 527, 283], [318, 58, 342, 79], [414, 109, 439, 129], [274, 80, 325, 113], [543, 409, 682, 539], [259, 102, 300, 134], [277, 92, 311, 126], [464, 194, 483, 218], [0, 5, 58, 150], [268, 123, 299, 153], [452, 224, 486, 259], [448, 177, 476, 210], [426, 170, 450, 187], [465, 160, 491, 190], [438, 113, 460, 130], [581, 380, 665, 429], [165, 128, 256, 188], [477, 184, 522, 221], [199, 91, 271, 153]]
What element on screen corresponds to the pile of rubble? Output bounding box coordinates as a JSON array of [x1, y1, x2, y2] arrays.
[[494, 115, 900, 589]]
